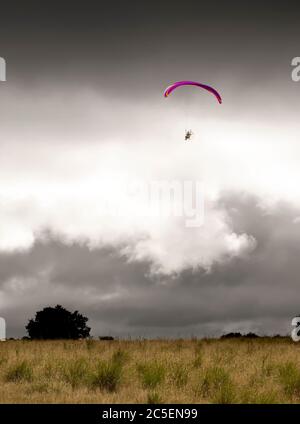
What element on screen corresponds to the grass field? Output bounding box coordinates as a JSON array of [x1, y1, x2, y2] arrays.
[[1, 337, 300, 403]]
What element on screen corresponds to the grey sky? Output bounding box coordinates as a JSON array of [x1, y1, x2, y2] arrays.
[[0, 1, 300, 337]]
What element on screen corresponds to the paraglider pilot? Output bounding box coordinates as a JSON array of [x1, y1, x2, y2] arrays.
[[185, 130, 193, 141]]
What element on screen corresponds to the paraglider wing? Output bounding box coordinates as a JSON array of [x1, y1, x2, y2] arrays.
[[164, 81, 222, 104]]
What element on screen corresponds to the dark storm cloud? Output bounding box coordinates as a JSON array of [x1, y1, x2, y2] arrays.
[[1, 193, 300, 338], [0, 238, 151, 290], [1, 0, 300, 94]]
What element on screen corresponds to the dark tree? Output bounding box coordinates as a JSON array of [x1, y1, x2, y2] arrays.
[[221, 332, 259, 339], [26, 305, 91, 339], [221, 332, 242, 339]]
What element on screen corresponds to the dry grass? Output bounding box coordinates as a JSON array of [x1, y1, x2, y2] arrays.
[[0, 337, 299, 403]]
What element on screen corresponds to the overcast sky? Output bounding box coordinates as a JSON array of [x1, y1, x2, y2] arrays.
[[1, 1, 300, 337]]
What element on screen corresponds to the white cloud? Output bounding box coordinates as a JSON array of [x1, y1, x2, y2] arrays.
[[0, 85, 298, 273]]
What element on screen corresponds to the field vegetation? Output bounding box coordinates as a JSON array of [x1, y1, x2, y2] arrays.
[[0, 337, 299, 403]]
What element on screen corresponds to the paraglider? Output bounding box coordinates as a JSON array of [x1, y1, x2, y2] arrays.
[[185, 130, 193, 141], [164, 80, 222, 141]]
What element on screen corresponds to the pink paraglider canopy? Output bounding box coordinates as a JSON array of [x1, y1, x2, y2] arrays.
[[164, 80, 222, 104]]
